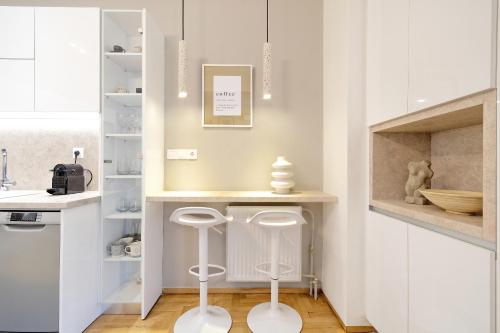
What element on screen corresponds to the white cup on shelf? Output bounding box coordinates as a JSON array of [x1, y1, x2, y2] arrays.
[[125, 241, 141, 257]]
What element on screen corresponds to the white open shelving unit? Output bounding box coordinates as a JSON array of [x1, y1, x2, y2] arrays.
[[101, 9, 165, 319]]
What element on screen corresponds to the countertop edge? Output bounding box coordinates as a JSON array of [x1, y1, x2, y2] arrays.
[[0, 192, 101, 210], [146, 191, 338, 203], [369, 204, 495, 252]]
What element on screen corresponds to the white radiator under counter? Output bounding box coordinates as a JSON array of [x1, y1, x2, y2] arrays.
[[226, 206, 302, 282]]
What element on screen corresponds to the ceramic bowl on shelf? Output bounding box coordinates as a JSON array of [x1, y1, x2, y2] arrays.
[[418, 189, 483, 215]]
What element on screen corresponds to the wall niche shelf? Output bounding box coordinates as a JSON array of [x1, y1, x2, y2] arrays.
[[370, 89, 496, 242]]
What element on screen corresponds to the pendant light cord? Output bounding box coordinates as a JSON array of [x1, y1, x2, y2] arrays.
[[266, 0, 269, 42], [182, 0, 185, 40]]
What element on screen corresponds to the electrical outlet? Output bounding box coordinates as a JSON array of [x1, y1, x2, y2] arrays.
[[72, 147, 85, 159], [166, 149, 197, 160]]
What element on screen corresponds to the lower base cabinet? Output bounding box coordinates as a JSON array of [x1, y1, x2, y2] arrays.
[[366, 211, 495, 333], [408, 225, 495, 333], [366, 211, 408, 333]]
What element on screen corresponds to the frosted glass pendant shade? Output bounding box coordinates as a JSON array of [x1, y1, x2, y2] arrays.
[[263, 42, 272, 100], [178, 40, 187, 98]]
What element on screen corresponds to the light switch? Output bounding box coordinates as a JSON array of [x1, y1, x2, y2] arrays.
[[167, 149, 197, 160]]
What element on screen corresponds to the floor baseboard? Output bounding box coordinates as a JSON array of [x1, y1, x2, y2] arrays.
[[163, 287, 310, 294], [323, 293, 376, 333]]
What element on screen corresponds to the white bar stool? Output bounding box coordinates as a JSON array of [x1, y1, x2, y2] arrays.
[[170, 207, 233, 333], [246, 210, 307, 333]]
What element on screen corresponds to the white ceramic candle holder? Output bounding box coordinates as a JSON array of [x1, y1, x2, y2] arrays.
[[270, 156, 295, 194]]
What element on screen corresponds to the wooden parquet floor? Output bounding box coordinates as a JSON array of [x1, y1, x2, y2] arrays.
[[85, 293, 345, 333]]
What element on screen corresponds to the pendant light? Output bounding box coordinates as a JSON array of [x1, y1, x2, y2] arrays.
[[263, 0, 272, 100], [178, 0, 187, 98]]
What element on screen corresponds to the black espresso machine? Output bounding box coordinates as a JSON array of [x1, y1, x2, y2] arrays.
[[47, 164, 88, 195]]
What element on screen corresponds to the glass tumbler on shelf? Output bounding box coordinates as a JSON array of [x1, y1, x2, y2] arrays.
[[129, 152, 142, 175], [116, 197, 129, 212], [117, 152, 129, 175], [129, 199, 142, 213], [129, 110, 141, 134]]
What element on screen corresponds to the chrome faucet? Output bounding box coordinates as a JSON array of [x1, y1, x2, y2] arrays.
[[1, 149, 15, 191]]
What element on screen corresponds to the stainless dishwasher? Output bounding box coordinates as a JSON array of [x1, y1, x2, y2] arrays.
[[0, 211, 60, 332]]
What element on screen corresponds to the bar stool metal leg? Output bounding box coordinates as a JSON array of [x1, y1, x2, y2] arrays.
[[173, 226, 232, 333], [270, 229, 280, 312], [199, 227, 208, 316], [247, 229, 303, 333]]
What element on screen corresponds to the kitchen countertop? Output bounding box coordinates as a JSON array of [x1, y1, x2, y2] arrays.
[[0, 191, 101, 210], [146, 190, 337, 203]]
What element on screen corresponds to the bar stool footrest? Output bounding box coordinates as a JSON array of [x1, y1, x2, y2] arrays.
[[255, 262, 294, 276], [188, 264, 226, 279]]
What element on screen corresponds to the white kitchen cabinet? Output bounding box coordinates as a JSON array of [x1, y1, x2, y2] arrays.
[[408, 0, 496, 112], [0, 60, 34, 112], [408, 225, 495, 333], [0, 7, 34, 59], [366, 211, 408, 333], [35, 7, 100, 112], [366, 0, 409, 126]]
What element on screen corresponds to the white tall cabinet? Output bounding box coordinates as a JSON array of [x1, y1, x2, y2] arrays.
[[366, 211, 408, 333], [408, 0, 496, 112], [101, 9, 164, 319], [366, 0, 409, 125]]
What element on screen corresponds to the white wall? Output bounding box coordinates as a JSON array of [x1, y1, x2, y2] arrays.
[[323, 0, 369, 326]]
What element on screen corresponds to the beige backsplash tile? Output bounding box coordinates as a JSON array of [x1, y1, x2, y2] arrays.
[[0, 119, 99, 191]]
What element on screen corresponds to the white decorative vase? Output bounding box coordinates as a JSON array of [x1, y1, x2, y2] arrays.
[[270, 156, 295, 194]]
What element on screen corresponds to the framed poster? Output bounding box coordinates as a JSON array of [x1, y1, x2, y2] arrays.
[[202, 64, 253, 127]]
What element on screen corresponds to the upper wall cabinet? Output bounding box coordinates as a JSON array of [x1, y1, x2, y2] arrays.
[[0, 60, 34, 112], [35, 7, 100, 112], [408, 0, 496, 112], [0, 7, 34, 59], [366, 0, 409, 126]]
